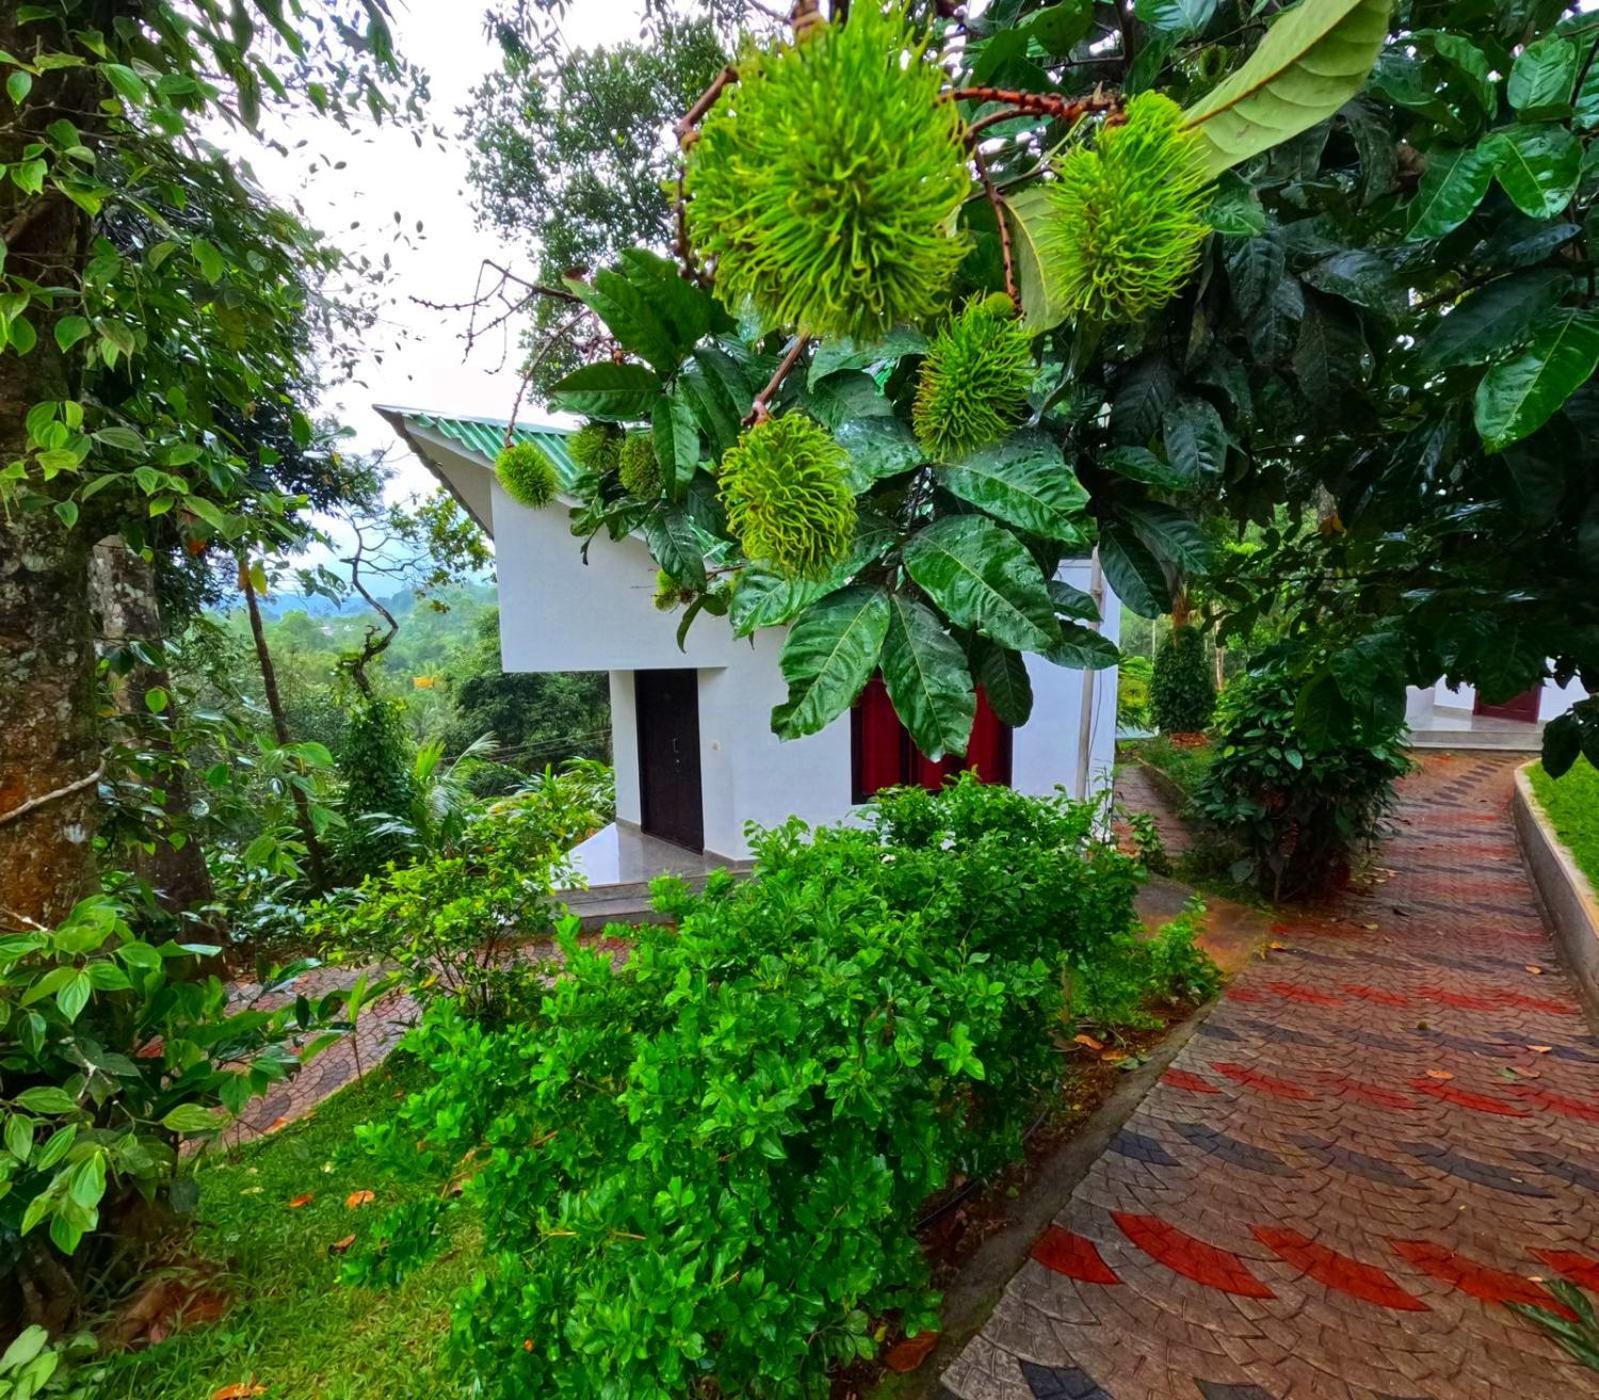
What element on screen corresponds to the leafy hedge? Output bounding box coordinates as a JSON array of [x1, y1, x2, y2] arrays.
[[350, 777, 1216, 1396], [1151, 626, 1215, 734], [1193, 666, 1410, 899]]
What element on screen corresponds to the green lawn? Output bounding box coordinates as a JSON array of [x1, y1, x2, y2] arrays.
[[1529, 756, 1599, 891], [1120, 735, 1215, 800], [96, 1059, 476, 1400]]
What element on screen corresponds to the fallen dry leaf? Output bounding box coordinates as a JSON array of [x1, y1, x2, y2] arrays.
[[345, 1189, 375, 1209], [1268, 941, 1287, 952], [1529, 1045, 1553, 1054], [1425, 1069, 1454, 1081], [1102, 1050, 1129, 1064], [1073, 1033, 1104, 1052], [211, 1384, 267, 1400], [287, 1193, 313, 1209], [523, 1340, 535, 1352], [1525, 965, 1544, 976], [884, 1331, 940, 1373], [1362, 923, 1379, 931], [265, 1117, 292, 1134], [328, 1234, 356, 1254]]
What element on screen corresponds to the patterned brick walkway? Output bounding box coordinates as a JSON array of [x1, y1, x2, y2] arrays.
[[942, 753, 1599, 1400]]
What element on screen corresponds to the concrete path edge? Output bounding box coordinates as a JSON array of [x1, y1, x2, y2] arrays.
[[1513, 761, 1599, 1021]]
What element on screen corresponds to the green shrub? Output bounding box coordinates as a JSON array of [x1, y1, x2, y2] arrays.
[[348, 777, 1214, 1396], [0, 897, 355, 1325], [1118, 654, 1154, 730], [1150, 626, 1215, 734], [336, 696, 421, 879], [317, 769, 607, 1021], [1192, 666, 1410, 900]]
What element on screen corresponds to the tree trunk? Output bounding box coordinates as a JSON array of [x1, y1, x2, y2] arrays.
[[0, 26, 101, 930], [240, 563, 330, 891], [90, 536, 215, 912]]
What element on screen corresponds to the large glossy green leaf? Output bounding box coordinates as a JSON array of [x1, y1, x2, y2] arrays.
[[1414, 270, 1571, 374], [772, 586, 891, 740], [1121, 501, 1213, 574], [1180, 0, 1392, 176], [1098, 524, 1171, 618], [881, 594, 976, 760], [1162, 397, 1229, 479], [1023, 0, 1094, 54], [1001, 186, 1071, 332], [1405, 143, 1497, 241], [1045, 620, 1120, 670], [729, 568, 831, 638], [939, 431, 1090, 543], [902, 516, 1059, 653], [1474, 309, 1599, 452], [1488, 124, 1581, 219], [1049, 576, 1101, 622], [807, 327, 927, 387], [1100, 446, 1190, 490], [571, 270, 683, 376], [550, 362, 662, 421], [617, 248, 730, 351], [1135, 0, 1216, 35], [971, 638, 1034, 727], [834, 415, 923, 490], [1301, 249, 1404, 316], [1507, 34, 1576, 118], [643, 508, 707, 589], [652, 388, 700, 498]]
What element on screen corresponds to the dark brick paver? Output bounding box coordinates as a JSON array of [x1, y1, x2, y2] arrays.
[[943, 753, 1599, 1400]]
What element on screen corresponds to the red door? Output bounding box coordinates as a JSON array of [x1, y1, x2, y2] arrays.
[[852, 679, 1011, 800], [1473, 686, 1541, 723]]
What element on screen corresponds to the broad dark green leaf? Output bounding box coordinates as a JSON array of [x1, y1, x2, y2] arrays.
[[643, 508, 707, 590], [1180, 0, 1392, 176], [1002, 186, 1072, 332], [835, 414, 922, 490], [1121, 501, 1213, 574], [1100, 446, 1189, 490], [550, 362, 662, 421], [652, 388, 700, 498], [1098, 523, 1171, 617], [1162, 397, 1229, 479], [1425, 30, 1496, 115], [1250, 275, 1306, 363], [1225, 236, 1284, 322], [772, 585, 891, 739], [1135, 0, 1216, 35], [971, 638, 1034, 727], [1474, 309, 1599, 452], [1405, 142, 1497, 241], [1302, 249, 1404, 316], [1023, 0, 1094, 54], [1342, 97, 1398, 206], [902, 516, 1059, 652], [939, 431, 1090, 543], [1109, 356, 1177, 446], [572, 270, 683, 376], [807, 327, 927, 387], [1488, 124, 1581, 219], [1049, 577, 1101, 622], [1415, 270, 1570, 374], [1507, 34, 1576, 117], [1045, 620, 1119, 670], [730, 568, 830, 638], [881, 593, 976, 760], [803, 370, 894, 430], [1293, 293, 1372, 404], [1541, 711, 1581, 777], [617, 248, 729, 350], [1207, 170, 1267, 235]]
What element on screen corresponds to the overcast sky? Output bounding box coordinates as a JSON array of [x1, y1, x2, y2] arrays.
[[240, 0, 652, 513]]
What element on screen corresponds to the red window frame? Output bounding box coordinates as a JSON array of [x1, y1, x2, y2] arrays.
[[851, 676, 1012, 802]]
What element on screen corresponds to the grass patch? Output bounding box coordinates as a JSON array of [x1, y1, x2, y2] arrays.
[[95, 1057, 477, 1400], [1529, 757, 1599, 891], [1121, 734, 1215, 800]]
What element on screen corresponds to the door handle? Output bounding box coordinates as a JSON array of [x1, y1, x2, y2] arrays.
[[671, 737, 680, 754]]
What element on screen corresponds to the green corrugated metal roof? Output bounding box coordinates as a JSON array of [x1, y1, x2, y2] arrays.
[[402, 410, 580, 488]]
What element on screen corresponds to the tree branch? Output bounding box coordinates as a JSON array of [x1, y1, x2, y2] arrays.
[[744, 335, 812, 427], [0, 765, 103, 830], [972, 145, 1020, 315], [676, 65, 738, 147]]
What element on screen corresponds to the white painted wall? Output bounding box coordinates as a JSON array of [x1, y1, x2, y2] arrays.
[[1424, 678, 1588, 720]]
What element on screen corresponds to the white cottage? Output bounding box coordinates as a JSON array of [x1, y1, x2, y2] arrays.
[[380, 407, 1120, 873]]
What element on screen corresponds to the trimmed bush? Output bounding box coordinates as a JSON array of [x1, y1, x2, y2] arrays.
[[350, 777, 1215, 1396], [1151, 625, 1215, 734], [1192, 666, 1410, 899]]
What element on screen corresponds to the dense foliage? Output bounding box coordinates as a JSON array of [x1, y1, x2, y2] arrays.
[[1151, 625, 1217, 734], [350, 778, 1215, 1395], [1193, 664, 1411, 898]]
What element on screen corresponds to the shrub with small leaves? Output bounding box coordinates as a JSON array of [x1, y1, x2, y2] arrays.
[[1151, 626, 1215, 735], [618, 430, 661, 498], [569, 421, 623, 475], [1043, 92, 1212, 323], [684, 5, 970, 339], [914, 293, 1035, 462], [351, 777, 1214, 1396], [495, 441, 559, 508], [718, 413, 855, 578]]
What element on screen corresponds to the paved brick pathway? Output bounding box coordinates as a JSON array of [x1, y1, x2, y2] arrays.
[[942, 753, 1599, 1400]]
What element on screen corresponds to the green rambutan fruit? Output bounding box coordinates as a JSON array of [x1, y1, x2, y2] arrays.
[[684, 5, 971, 341], [913, 294, 1035, 462], [653, 569, 683, 611], [618, 430, 662, 498], [1041, 92, 1213, 324], [569, 421, 623, 474], [496, 441, 559, 508], [717, 414, 856, 579]]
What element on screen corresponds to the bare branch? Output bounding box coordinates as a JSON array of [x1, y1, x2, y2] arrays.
[[744, 335, 812, 427], [0, 765, 103, 830], [972, 145, 1021, 315]]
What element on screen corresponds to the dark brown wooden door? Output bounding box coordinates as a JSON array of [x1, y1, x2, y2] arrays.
[[635, 669, 704, 851], [1473, 685, 1541, 723]]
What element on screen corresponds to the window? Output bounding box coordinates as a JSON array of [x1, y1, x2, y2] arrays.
[[851, 676, 1012, 802]]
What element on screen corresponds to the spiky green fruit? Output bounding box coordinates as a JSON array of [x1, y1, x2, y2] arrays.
[[913, 295, 1035, 462], [618, 431, 661, 498], [496, 441, 559, 508], [718, 414, 855, 579], [1042, 92, 1213, 324], [570, 421, 623, 474], [684, 6, 970, 340], [653, 569, 683, 611]]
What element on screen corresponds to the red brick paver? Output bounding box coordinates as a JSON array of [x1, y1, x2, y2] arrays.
[[942, 753, 1599, 1400]]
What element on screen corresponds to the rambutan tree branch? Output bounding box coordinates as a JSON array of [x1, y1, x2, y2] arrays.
[[745, 335, 813, 426], [971, 144, 1020, 314]]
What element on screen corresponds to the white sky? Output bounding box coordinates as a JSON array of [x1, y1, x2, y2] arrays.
[[237, 0, 651, 518]]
